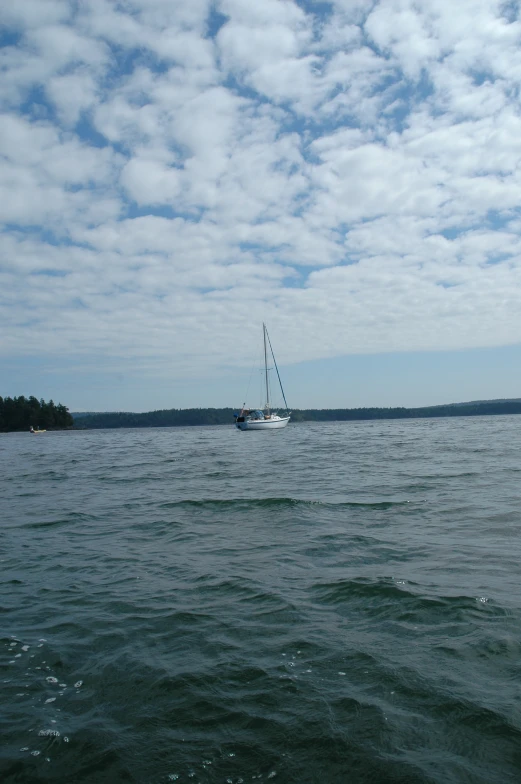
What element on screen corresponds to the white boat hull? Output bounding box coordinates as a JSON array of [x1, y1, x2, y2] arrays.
[[236, 416, 290, 431]]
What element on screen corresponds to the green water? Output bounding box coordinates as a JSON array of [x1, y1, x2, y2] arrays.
[[2, 417, 521, 783]]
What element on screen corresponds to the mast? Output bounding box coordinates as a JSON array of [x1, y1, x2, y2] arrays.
[[263, 323, 270, 415]]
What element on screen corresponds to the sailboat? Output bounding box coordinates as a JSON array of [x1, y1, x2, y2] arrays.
[[234, 324, 291, 431]]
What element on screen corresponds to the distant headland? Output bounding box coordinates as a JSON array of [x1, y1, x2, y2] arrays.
[[71, 399, 521, 429], [0, 396, 73, 432]]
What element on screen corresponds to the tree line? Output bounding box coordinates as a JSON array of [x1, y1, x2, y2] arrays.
[[72, 400, 521, 429], [6, 397, 519, 433], [73, 408, 236, 429], [290, 401, 521, 421], [0, 396, 74, 432]]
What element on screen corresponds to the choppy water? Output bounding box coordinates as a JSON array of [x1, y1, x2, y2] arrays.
[[2, 416, 521, 783]]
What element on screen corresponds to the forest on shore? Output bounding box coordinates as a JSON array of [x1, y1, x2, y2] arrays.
[[0, 396, 74, 432], [4, 396, 520, 432], [72, 400, 521, 429]]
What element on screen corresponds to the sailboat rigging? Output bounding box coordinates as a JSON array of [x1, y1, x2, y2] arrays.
[[234, 324, 291, 431]]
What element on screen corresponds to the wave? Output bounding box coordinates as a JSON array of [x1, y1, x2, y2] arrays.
[[22, 512, 99, 529], [310, 577, 504, 621], [158, 497, 414, 510]]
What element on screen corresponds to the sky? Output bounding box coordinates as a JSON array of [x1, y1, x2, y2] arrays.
[[2, 0, 521, 412]]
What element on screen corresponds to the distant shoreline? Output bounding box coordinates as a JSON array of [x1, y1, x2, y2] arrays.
[[71, 400, 521, 429]]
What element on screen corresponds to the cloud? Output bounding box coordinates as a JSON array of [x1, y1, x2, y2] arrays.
[[1, 0, 71, 29], [45, 71, 99, 126], [2, 0, 521, 398]]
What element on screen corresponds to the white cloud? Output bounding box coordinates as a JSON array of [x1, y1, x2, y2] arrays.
[[46, 71, 98, 126], [0, 0, 71, 29], [25, 24, 108, 70], [121, 154, 181, 206], [0, 113, 121, 229], [2, 0, 521, 405]]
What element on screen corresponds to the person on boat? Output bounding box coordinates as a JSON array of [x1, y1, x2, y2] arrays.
[[29, 425, 34, 433]]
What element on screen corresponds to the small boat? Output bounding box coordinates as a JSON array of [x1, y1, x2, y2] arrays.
[[234, 324, 291, 431], [29, 426, 46, 434]]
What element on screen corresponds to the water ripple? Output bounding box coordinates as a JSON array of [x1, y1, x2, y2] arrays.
[[2, 418, 521, 782]]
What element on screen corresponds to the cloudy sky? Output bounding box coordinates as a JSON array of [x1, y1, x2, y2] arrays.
[[2, 0, 521, 412]]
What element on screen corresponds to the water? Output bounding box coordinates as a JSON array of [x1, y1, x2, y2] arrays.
[[2, 417, 521, 783]]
